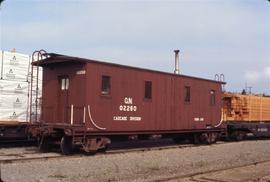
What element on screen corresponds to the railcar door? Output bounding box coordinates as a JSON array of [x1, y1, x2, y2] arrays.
[[57, 76, 69, 123]]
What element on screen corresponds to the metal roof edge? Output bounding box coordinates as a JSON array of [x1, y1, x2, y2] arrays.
[[33, 53, 226, 85]]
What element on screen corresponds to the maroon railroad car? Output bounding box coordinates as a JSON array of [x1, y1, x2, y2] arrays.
[[30, 51, 224, 154]]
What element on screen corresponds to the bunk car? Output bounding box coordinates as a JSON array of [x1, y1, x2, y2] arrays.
[[30, 52, 224, 154]]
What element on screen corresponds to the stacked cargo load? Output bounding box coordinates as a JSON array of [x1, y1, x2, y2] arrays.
[[0, 50, 42, 139], [223, 92, 270, 122], [0, 50, 30, 123], [223, 92, 270, 139]]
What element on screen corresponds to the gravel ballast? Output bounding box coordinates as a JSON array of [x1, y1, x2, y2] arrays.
[[2, 140, 270, 182]]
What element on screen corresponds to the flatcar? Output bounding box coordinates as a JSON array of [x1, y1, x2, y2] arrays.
[[29, 50, 224, 154], [0, 121, 28, 141], [223, 92, 270, 140]]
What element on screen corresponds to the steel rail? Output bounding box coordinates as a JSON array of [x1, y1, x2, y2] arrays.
[[159, 158, 270, 182], [0, 141, 227, 164], [0, 140, 266, 165]]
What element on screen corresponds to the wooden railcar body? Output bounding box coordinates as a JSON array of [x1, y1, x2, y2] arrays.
[[31, 53, 224, 153]]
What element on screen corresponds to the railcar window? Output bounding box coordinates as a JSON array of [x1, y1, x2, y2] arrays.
[[184, 86, 191, 103], [210, 90, 216, 105], [144, 81, 152, 99], [61, 78, 69, 90], [101, 75, 111, 95]]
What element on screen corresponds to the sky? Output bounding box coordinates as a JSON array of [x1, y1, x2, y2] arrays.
[[0, 0, 269, 94]]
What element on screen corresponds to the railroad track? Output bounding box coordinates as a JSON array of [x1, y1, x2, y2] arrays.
[[162, 159, 270, 182], [0, 141, 227, 164], [0, 139, 264, 165], [1, 140, 270, 182]]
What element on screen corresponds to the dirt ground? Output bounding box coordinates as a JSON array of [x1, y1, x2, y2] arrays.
[[1, 140, 270, 182], [169, 160, 270, 182]]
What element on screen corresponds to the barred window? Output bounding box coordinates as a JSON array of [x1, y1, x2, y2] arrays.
[[60, 77, 69, 90]]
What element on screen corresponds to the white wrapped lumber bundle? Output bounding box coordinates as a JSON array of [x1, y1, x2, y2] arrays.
[[0, 80, 29, 122], [0, 50, 42, 124], [223, 92, 270, 122], [1, 51, 30, 81]]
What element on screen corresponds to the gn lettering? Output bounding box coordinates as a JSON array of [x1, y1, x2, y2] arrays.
[[113, 97, 141, 121], [119, 97, 137, 112], [124, 97, 132, 104]]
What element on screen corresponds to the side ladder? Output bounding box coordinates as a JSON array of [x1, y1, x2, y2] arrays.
[[29, 50, 47, 124]]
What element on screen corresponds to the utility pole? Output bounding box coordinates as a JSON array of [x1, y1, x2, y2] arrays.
[[245, 83, 252, 94], [247, 86, 252, 94]]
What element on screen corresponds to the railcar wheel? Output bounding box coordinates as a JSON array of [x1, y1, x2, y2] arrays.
[[60, 136, 73, 155], [229, 131, 246, 141], [99, 144, 109, 153], [205, 132, 218, 144], [193, 133, 218, 145], [235, 131, 246, 141], [39, 136, 49, 152], [193, 134, 201, 145]]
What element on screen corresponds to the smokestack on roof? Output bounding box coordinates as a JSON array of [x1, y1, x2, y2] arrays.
[[174, 49, 180, 74]]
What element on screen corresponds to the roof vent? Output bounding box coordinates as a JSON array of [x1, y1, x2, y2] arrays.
[[174, 49, 180, 74]]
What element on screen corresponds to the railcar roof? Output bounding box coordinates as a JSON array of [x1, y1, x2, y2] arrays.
[[33, 53, 226, 84]]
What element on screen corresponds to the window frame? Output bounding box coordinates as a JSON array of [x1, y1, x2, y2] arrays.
[[210, 89, 216, 105], [144, 81, 152, 100], [59, 76, 69, 91], [184, 86, 191, 103], [101, 75, 111, 95]]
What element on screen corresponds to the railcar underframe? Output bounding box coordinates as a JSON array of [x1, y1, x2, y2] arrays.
[[29, 123, 223, 154], [226, 121, 270, 141], [0, 122, 28, 140]]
